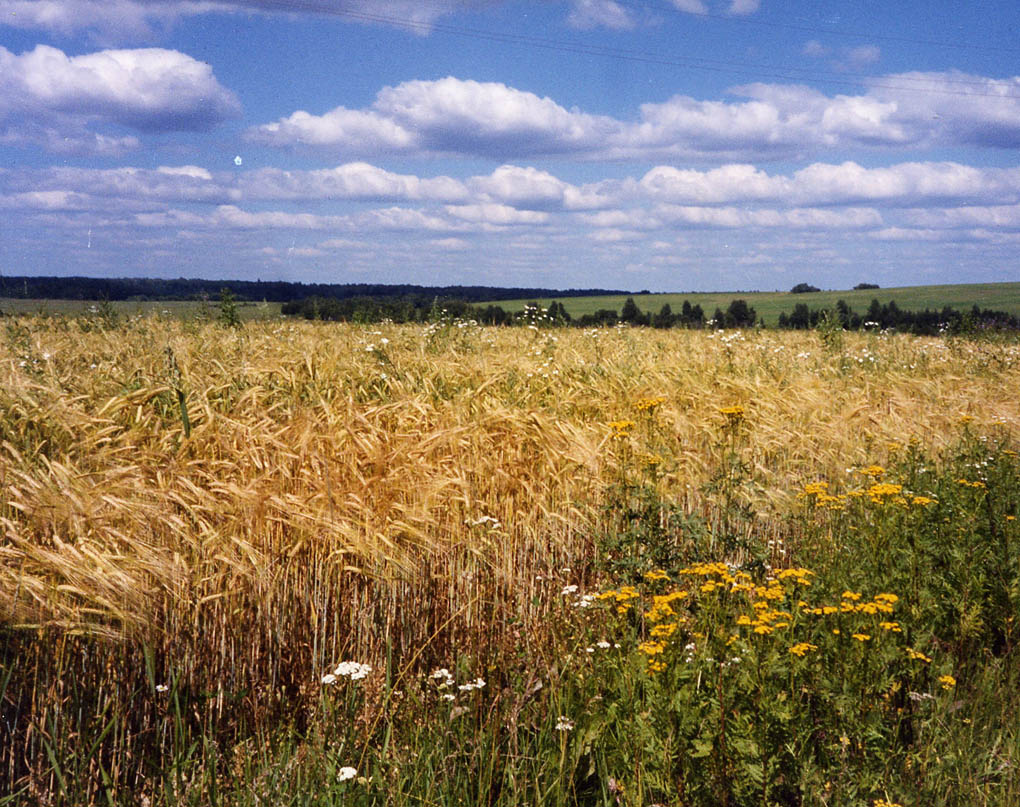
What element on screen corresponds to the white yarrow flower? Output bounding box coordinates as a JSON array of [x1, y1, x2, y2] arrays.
[[332, 661, 372, 680], [555, 716, 575, 731], [337, 766, 357, 781]]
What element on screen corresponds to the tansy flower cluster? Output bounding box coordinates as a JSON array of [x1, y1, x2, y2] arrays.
[[634, 396, 666, 414], [593, 559, 956, 690], [865, 482, 905, 504], [609, 420, 635, 438], [801, 475, 936, 512], [598, 585, 640, 614], [799, 481, 849, 510], [718, 405, 745, 426]]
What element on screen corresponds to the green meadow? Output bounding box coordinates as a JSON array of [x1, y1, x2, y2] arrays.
[[492, 282, 1020, 325], [0, 297, 283, 320]]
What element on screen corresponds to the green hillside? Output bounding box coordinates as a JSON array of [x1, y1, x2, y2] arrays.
[[492, 282, 1020, 326]]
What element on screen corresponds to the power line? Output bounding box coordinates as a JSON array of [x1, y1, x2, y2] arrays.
[[623, 1, 1020, 55], [254, 0, 1020, 101]]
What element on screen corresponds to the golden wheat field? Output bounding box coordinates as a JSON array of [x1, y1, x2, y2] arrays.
[[2, 315, 1019, 803], [3, 318, 1019, 655]]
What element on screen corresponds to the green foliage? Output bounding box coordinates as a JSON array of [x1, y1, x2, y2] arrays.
[[816, 309, 846, 353], [218, 287, 242, 328], [565, 430, 1020, 806]]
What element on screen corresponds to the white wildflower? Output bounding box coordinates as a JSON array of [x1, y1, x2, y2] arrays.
[[555, 716, 575, 731], [458, 677, 485, 692], [337, 766, 357, 781], [332, 661, 372, 680]]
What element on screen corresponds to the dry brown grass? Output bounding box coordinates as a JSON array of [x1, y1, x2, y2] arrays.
[[2, 317, 1018, 750]]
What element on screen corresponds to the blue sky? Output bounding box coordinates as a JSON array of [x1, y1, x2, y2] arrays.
[[2, 1, 1019, 292]]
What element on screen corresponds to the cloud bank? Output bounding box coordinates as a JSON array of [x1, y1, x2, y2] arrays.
[[247, 72, 1020, 162], [0, 0, 738, 39]]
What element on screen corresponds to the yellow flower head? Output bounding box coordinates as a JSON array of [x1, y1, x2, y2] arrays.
[[867, 482, 903, 503], [609, 420, 636, 438], [635, 396, 666, 413], [642, 453, 664, 468], [938, 674, 957, 690], [718, 405, 745, 426], [801, 481, 829, 498]]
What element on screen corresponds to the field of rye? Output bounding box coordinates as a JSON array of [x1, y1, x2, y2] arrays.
[[1, 313, 1018, 806]]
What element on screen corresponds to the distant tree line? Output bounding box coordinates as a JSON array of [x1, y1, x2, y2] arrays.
[[283, 295, 757, 329], [0, 275, 627, 304], [284, 293, 1018, 336], [5, 274, 1015, 335], [778, 299, 1019, 335]]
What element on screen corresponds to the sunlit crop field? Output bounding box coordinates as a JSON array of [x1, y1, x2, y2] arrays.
[[2, 315, 1018, 805]]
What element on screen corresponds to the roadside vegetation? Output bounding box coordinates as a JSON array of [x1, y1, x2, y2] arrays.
[[1, 311, 1018, 805]]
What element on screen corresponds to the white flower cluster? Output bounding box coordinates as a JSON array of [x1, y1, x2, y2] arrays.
[[559, 582, 596, 609], [337, 766, 358, 781], [458, 677, 486, 692], [555, 716, 575, 731], [429, 668, 485, 697], [322, 661, 372, 684], [430, 667, 455, 687], [584, 640, 621, 653]]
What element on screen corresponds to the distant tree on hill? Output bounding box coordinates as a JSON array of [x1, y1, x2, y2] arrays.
[[854, 283, 880, 290], [725, 299, 757, 327], [547, 301, 572, 324], [619, 297, 650, 326], [791, 283, 821, 293], [652, 303, 676, 328]]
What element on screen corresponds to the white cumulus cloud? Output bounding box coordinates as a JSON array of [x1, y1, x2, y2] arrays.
[[247, 76, 618, 158], [241, 163, 468, 202], [567, 0, 635, 30], [0, 44, 239, 154]]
